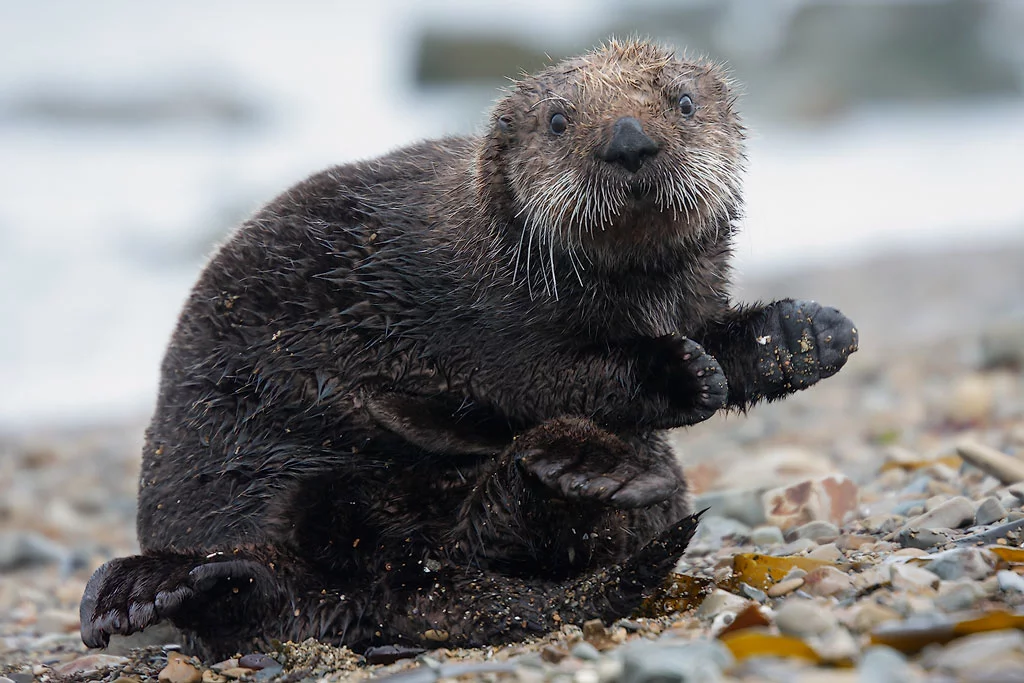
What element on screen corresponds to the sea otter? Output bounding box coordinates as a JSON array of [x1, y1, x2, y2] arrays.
[[80, 39, 857, 659]]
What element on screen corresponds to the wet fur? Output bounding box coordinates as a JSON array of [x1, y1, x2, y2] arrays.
[[80, 40, 856, 659]]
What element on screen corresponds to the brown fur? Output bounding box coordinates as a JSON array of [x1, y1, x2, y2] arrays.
[[80, 39, 856, 659]]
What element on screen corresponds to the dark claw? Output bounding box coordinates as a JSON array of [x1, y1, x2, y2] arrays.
[[79, 554, 275, 651]]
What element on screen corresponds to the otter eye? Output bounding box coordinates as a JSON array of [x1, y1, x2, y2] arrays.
[[549, 113, 568, 135], [678, 94, 696, 118]]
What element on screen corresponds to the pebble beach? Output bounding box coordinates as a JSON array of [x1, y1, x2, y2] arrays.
[[2, 241, 1023, 683]]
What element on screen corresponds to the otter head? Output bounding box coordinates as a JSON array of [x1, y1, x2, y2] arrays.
[[477, 39, 745, 286]]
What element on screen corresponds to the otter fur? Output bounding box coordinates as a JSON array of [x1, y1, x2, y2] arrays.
[[80, 39, 858, 659]]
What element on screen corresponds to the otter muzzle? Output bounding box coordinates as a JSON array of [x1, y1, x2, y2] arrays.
[[598, 117, 660, 173]]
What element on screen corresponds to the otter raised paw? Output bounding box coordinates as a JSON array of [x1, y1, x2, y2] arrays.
[[700, 299, 858, 408]]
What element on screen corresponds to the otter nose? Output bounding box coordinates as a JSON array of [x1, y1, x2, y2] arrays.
[[598, 117, 660, 173]]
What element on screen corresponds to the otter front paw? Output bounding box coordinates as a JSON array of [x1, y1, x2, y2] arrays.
[[80, 553, 274, 649], [642, 336, 728, 425], [757, 299, 858, 396], [516, 417, 681, 508]]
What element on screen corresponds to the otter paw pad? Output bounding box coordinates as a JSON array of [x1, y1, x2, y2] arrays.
[[759, 300, 858, 393]]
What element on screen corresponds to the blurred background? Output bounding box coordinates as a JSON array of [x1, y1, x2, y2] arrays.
[[1, 0, 1023, 430]]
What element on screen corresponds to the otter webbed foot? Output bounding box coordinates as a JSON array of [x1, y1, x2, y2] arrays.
[[515, 417, 682, 508], [756, 299, 858, 395], [80, 553, 277, 649]]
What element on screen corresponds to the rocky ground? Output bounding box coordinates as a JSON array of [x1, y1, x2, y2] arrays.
[[2, 244, 1023, 683]]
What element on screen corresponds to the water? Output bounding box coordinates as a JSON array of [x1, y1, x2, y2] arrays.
[[1, 1, 1022, 428]]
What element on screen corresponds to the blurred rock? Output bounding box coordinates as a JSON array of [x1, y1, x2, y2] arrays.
[[895, 527, 953, 550], [848, 601, 901, 633], [788, 520, 840, 543], [53, 655, 128, 677], [998, 570, 1024, 593], [944, 376, 995, 425], [980, 318, 1024, 370], [858, 645, 917, 683], [975, 496, 1008, 526], [34, 608, 79, 633], [750, 525, 785, 546], [692, 516, 751, 546], [0, 532, 68, 571], [809, 625, 859, 662], [935, 581, 985, 612], [694, 488, 768, 527], [957, 442, 1024, 485], [807, 542, 843, 562], [767, 577, 804, 598], [889, 564, 939, 592], [763, 474, 858, 531], [924, 547, 996, 581], [775, 598, 838, 638], [802, 565, 853, 597], [923, 629, 1024, 676], [619, 639, 733, 683], [695, 590, 751, 622], [899, 496, 974, 532]]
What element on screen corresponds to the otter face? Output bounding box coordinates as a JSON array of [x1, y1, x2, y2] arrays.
[[484, 40, 745, 280]]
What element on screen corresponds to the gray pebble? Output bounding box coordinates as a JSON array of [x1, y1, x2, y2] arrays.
[[7, 675, 32, 683], [692, 515, 751, 545], [890, 498, 928, 517], [750, 525, 785, 546], [788, 520, 840, 542], [516, 653, 545, 668], [1009, 510, 1024, 522], [901, 475, 932, 496], [1008, 483, 1024, 502], [0, 531, 69, 571], [693, 489, 767, 527], [998, 569, 1024, 593], [935, 581, 985, 612], [775, 538, 816, 556], [740, 583, 767, 603], [925, 547, 996, 581], [620, 640, 733, 683], [975, 496, 1008, 526], [894, 527, 952, 550], [571, 642, 601, 661], [858, 646, 915, 683], [924, 629, 1024, 674], [900, 496, 975, 532], [774, 599, 838, 638]]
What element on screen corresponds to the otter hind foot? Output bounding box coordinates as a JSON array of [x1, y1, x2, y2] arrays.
[[515, 417, 681, 508], [758, 300, 858, 392], [80, 553, 276, 649]]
